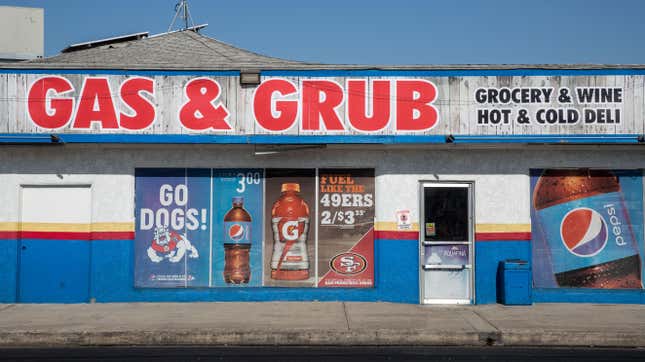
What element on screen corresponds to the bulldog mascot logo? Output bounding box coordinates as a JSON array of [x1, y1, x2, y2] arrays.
[[147, 226, 199, 263]]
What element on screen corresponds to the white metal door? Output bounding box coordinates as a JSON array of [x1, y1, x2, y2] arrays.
[[420, 182, 474, 304]]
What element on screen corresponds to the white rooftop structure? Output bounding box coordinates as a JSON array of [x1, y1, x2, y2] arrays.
[[0, 6, 44, 62]]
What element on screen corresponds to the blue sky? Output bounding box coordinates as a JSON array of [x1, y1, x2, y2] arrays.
[[1, 0, 644, 65]]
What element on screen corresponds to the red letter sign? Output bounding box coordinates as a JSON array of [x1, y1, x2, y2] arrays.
[[347, 79, 391, 132], [254, 79, 298, 132], [396, 80, 438, 131], [73, 77, 119, 129], [28, 76, 74, 129], [120, 77, 156, 130], [179, 78, 231, 131], [302, 80, 345, 131]]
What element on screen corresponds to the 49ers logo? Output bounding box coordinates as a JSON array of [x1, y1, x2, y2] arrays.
[[330, 252, 367, 275]]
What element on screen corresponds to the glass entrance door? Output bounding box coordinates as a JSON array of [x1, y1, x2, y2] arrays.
[[420, 182, 474, 304]]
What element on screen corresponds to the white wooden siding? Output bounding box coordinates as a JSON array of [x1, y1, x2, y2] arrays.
[[0, 73, 642, 136]]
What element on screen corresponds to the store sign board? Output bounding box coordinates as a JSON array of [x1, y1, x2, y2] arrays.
[[134, 168, 375, 288], [1, 72, 643, 137], [17, 76, 439, 134]]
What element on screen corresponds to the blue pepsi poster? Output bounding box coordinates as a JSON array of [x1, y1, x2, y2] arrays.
[[211, 169, 264, 287], [134, 168, 211, 288], [530, 169, 644, 289]]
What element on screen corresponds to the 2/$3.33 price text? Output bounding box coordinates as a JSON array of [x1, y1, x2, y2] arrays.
[[320, 210, 368, 225]]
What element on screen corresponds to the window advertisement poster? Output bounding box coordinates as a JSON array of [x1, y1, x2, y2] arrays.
[[317, 169, 375, 288], [134, 168, 375, 288], [263, 169, 317, 287], [134, 168, 211, 287], [211, 169, 264, 287], [530, 169, 645, 289]]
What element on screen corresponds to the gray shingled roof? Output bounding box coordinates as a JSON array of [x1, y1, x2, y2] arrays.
[[1, 30, 644, 71], [1, 30, 320, 70]]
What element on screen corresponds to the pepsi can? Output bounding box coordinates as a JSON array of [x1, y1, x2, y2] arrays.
[[533, 169, 642, 289]]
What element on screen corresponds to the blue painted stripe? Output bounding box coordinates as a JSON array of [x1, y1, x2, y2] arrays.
[[0, 135, 60, 144], [533, 288, 645, 304], [87, 237, 419, 303], [452, 134, 642, 144], [2, 68, 645, 77], [1, 133, 643, 145], [263, 69, 645, 77], [0, 133, 448, 145]]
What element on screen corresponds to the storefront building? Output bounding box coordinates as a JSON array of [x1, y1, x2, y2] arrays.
[[1, 30, 645, 304]]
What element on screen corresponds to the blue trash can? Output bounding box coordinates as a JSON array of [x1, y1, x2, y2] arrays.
[[499, 259, 532, 305]]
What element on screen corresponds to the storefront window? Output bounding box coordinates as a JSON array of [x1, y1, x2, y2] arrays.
[[423, 187, 469, 242]]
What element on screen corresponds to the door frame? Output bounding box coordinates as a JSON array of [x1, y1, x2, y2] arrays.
[[418, 181, 475, 305]]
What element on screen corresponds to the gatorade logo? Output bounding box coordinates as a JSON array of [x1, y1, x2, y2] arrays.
[[281, 220, 299, 241], [228, 224, 246, 242], [560, 207, 608, 257]]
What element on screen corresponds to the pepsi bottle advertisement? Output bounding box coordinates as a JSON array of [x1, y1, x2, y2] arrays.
[[531, 169, 645, 289], [211, 169, 264, 287], [134, 168, 211, 288]]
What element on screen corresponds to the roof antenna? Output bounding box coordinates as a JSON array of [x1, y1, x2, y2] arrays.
[[168, 0, 195, 32]]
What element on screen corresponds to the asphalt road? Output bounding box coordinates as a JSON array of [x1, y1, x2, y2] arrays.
[[1, 346, 644, 362]]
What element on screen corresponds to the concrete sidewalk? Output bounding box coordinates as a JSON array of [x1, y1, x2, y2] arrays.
[[0, 302, 644, 348]]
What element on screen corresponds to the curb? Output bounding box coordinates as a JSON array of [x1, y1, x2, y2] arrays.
[[499, 329, 645, 348], [0, 329, 500, 348], [1, 330, 643, 348]]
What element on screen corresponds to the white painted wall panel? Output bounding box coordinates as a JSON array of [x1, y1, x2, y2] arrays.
[[21, 186, 91, 223], [1, 145, 644, 226]]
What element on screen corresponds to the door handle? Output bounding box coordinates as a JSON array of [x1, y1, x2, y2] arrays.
[[423, 264, 467, 271], [423, 241, 470, 246], [21, 246, 27, 250]]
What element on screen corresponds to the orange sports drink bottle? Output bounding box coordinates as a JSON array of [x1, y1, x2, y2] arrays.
[[270, 183, 310, 280]]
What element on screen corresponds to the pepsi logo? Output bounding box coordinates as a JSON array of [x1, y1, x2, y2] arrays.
[[330, 253, 367, 275], [228, 224, 246, 241], [560, 207, 608, 257]]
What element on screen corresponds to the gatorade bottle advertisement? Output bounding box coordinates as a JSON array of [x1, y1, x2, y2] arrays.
[[263, 169, 316, 287], [530, 169, 644, 289]]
